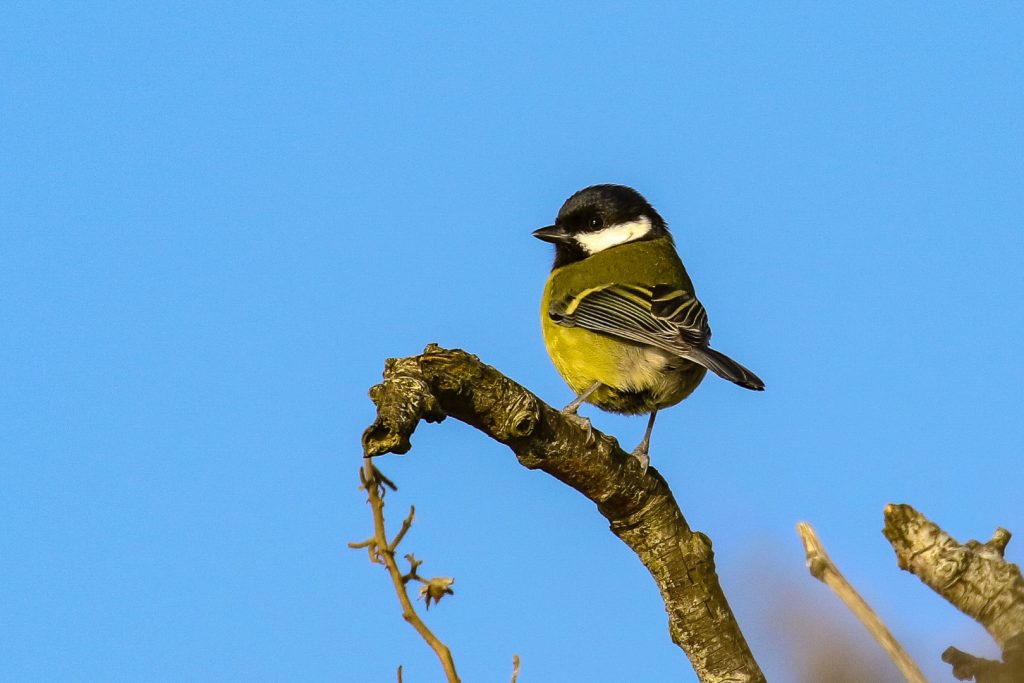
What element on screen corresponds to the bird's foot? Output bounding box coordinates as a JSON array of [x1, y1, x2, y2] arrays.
[[630, 445, 650, 475], [560, 409, 596, 446]]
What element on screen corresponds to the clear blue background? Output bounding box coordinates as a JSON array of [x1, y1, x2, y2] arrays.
[[2, 3, 1022, 681]]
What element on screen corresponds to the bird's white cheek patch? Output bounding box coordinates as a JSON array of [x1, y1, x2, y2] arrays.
[[575, 216, 653, 254]]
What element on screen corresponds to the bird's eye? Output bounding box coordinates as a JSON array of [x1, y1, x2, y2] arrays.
[[589, 216, 603, 229]]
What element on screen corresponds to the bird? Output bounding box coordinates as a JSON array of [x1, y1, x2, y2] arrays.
[[534, 184, 763, 471]]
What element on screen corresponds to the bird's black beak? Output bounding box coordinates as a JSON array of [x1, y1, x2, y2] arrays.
[[532, 225, 572, 244]]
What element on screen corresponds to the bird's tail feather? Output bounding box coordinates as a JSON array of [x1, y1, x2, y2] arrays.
[[685, 347, 765, 391]]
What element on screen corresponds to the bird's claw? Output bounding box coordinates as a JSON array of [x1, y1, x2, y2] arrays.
[[630, 447, 650, 475], [560, 409, 596, 446]]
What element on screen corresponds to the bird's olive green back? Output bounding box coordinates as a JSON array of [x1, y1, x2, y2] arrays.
[[547, 236, 692, 296]]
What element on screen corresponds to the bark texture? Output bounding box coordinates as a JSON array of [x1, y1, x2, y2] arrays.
[[361, 344, 764, 683], [883, 504, 1024, 682]]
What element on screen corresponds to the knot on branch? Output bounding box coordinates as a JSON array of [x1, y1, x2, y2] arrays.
[[498, 393, 541, 441], [363, 344, 545, 458], [416, 346, 541, 442], [968, 528, 1013, 561], [363, 354, 447, 457]]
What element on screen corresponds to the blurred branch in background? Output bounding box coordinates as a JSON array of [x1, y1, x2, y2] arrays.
[[360, 344, 765, 683], [797, 507, 1024, 683], [797, 522, 926, 682], [884, 504, 1024, 683]]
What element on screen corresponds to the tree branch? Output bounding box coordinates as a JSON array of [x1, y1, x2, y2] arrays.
[[362, 344, 765, 683], [349, 460, 460, 682], [797, 522, 927, 682], [883, 504, 1024, 681]]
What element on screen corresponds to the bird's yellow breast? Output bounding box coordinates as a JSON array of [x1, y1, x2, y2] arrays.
[[539, 238, 707, 414]]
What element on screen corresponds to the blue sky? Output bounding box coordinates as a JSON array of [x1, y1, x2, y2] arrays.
[[2, 3, 1022, 681]]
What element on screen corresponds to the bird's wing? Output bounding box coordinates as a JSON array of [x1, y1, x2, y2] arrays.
[[550, 283, 765, 390], [549, 283, 711, 354]]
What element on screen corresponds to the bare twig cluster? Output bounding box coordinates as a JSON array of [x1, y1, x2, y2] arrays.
[[350, 458, 524, 682], [349, 460, 460, 682]]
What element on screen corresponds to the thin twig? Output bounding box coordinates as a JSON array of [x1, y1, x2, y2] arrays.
[[510, 654, 521, 683], [390, 506, 415, 552], [353, 459, 460, 682], [797, 522, 927, 683]]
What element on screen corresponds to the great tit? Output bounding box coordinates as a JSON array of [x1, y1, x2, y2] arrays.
[[534, 184, 764, 471]]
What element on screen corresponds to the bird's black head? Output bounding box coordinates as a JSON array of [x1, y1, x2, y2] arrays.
[[533, 184, 671, 268]]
